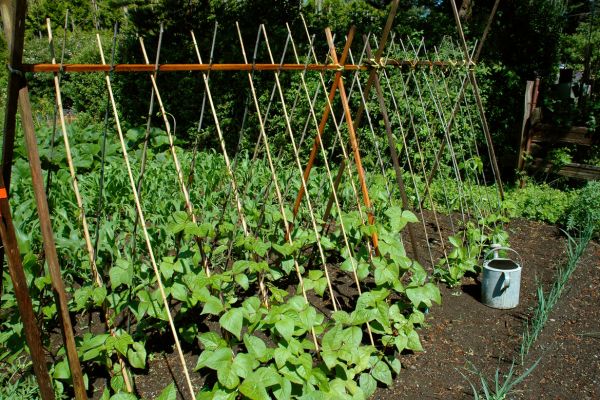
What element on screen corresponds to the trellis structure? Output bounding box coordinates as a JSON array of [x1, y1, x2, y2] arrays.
[[0, 0, 503, 398]]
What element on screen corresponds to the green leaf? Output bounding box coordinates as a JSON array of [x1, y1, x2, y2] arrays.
[[197, 348, 232, 371], [374, 261, 399, 286], [219, 308, 244, 340], [201, 295, 224, 316], [109, 258, 133, 288], [449, 235, 463, 248], [331, 310, 351, 324], [170, 282, 188, 302], [386, 356, 401, 374], [272, 378, 292, 400], [185, 222, 216, 239], [394, 333, 408, 352], [406, 283, 441, 308], [235, 273, 249, 290], [281, 258, 295, 274], [53, 359, 71, 380], [166, 211, 189, 234], [251, 239, 271, 257], [110, 374, 124, 392], [113, 334, 134, 356], [275, 315, 295, 341], [217, 361, 240, 389], [239, 378, 269, 400], [340, 326, 362, 348], [232, 353, 258, 379], [156, 383, 176, 400], [371, 359, 392, 385], [73, 286, 93, 310], [406, 329, 423, 352], [256, 366, 281, 387], [198, 332, 227, 351], [127, 342, 147, 369], [319, 236, 336, 251], [244, 334, 269, 362], [232, 260, 252, 274], [359, 373, 377, 397], [272, 242, 296, 257], [273, 346, 291, 369], [110, 394, 138, 400], [357, 262, 370, 280], [385, 207, 418, 232], [92, 286, 107, 306], [99, 388, 110, 400]]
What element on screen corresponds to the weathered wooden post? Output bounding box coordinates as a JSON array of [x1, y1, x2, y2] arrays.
[[0, 1, 87, 398]]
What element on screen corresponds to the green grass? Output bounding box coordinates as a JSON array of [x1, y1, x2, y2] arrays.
[[461, 359, 540, 400], [0, 358, 41, 400]]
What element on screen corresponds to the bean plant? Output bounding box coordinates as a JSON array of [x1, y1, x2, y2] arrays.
[[2, 122, 441, 399]]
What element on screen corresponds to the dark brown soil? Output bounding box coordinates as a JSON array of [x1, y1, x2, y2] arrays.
[[374, 218, 600, 400], [88, 217, 600, 399]]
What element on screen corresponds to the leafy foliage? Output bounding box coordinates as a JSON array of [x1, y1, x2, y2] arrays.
[[502, 183, 575, 224], [565, 181, 600, 237], [2, 122, 441, 398]]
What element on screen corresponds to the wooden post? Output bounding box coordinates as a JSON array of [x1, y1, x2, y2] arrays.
[[450, 0, 504, 200], [517, 80, 536, 172], [420, 0, 501, 208], [0, 0, 23, 194], [291, 27, 355, 218], [0, 0, 24, 298], [519, 78, 540, 187], [364, 39, 421, 264], [19, 81, 89, 400], [325, 28, 379, 251], [1, 2, 87, 399], [0, 182, 55, 400], [320, 0, 399, 224]]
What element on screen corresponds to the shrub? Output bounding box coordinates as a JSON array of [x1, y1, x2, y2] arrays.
[[565, 181, 600, 236], [503, 184, 576, 224]]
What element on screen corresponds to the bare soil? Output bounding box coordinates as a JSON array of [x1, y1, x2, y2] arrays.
[[374, 217, 600, 400]]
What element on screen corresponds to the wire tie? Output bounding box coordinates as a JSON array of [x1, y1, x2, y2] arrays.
[[365, 58, 379, 70], [7, 64, 24, 79]]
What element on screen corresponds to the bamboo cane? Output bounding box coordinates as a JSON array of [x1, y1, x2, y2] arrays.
[[239, 22, 340, 311], [96, 33, 196, 400], [47, 19, 134, 392], [283, 23, 375, 345]]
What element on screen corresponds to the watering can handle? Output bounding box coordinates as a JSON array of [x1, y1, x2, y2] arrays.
[[483, 246, 523, 267], [501, 272, 510, 291]]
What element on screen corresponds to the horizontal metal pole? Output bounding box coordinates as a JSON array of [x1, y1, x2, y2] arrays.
[[21, 60, 464, 73]]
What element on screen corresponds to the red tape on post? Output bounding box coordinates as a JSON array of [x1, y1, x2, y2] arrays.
[[0, 188, 7, 199]]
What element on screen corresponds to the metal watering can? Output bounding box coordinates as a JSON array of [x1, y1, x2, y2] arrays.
[[481, 246, 523, 309]]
